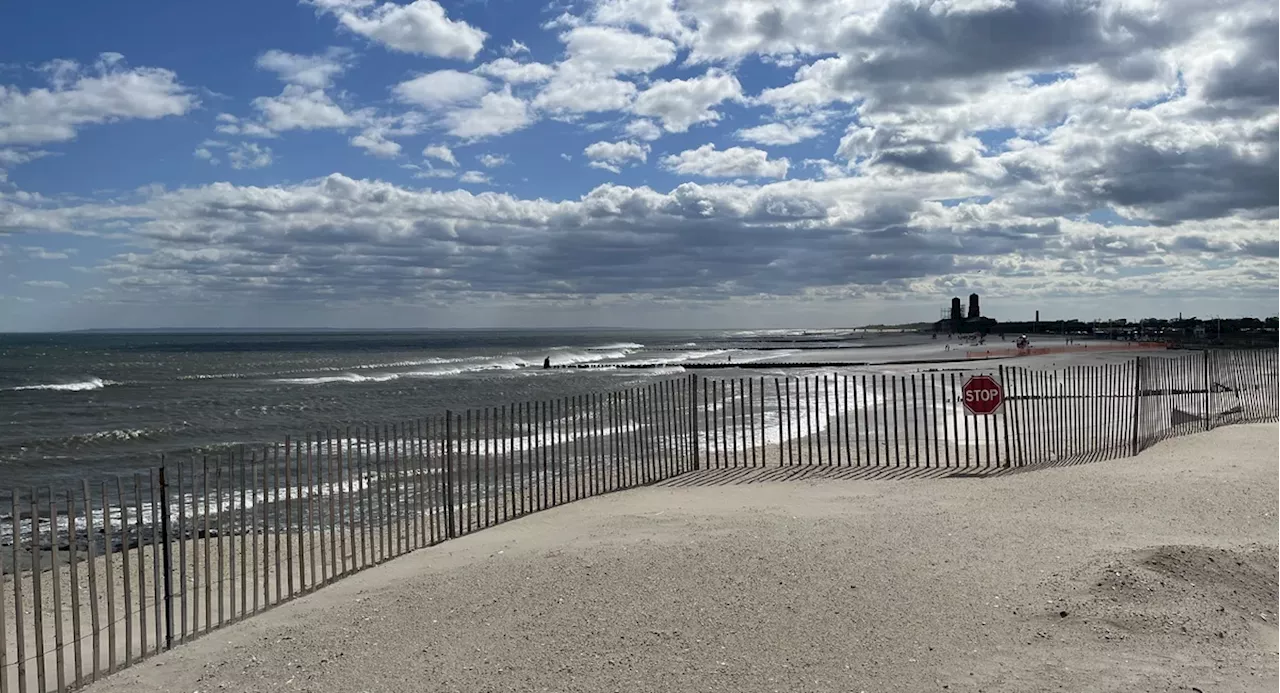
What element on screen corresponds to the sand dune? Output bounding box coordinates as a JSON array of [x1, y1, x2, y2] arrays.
[[83, 423, 1278, 693]]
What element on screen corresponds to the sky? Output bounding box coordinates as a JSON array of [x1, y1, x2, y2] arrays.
[[0, 0, 1276, 331]]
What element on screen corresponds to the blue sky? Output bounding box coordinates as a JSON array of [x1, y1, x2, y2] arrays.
[[0, 0, 1276, 330]]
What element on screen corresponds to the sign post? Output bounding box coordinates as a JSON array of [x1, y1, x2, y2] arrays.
[[962, 374, 1004, 415]]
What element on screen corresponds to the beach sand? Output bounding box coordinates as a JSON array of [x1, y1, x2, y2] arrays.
[[64, 422, 1280, 692]]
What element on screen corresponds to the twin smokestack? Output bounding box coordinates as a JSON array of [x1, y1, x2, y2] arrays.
[[950, 293, 981, 321]]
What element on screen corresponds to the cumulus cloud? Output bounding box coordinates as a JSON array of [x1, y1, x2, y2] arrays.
[[0, 53, 195, 147], [632, 69, 743, 132], [256, 48, 353, 88], [392, 70, 491, 108], [23, 246, 72, 260], [194, 140, 275, 168], [623, 119, 663, 141], [736, 121, 821, 146], [349, 130, 400, 158], [312, 0, 487, 60], [5, 0, 1278, 323], [473, 58, 556, 84], [423, 144, 458, 166], [559, 25, 676, 76], [477, 153, 508, 168], [25, 280, 69, 289], [660, 144, 789, 179], [251, 85, 359, 131], [2, 168, 1276, 320], [584, 140, 648, 172], [444, 87, 531, 139], [533, 74, 636, 114]]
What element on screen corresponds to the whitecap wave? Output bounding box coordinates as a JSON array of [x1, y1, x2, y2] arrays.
[[544, 348, 636, 366], [69, 428, 153, 444], [639, 366, 687, 376], [620, 348, 730, 365], [274, 356, 534, 385], [273, 373, 402, 385], [588, 342, 644, 350], [11, 377, 116, 392]]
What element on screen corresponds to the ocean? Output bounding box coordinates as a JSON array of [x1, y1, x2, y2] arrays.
[[0, 328, 904, 491]]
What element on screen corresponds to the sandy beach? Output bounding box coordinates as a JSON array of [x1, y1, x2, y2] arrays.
[[68, 422, 1277, 693]]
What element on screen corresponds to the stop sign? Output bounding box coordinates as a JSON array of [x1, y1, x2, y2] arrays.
[[962, 375, 1004, 415]]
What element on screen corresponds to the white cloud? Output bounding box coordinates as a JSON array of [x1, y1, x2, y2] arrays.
[[193, 140, 274, 169], [736, 121, 821, 146], [251, 85, 358, 132], [228, 142, 274, 169], [256, 48, 353, 88], [393, 70, 491, 108], [0, 53, 196, 146], [660, 144, 789, 179], [477, 153, 508, 168], [589, 0, 691, 45], [473, 58, 556, 84], [632, 69, 742, 132], [349, 130, 400, 158], [315, 0, 487, 60], [6, 0, 1279, 325], [505, 39, 530, 56], [458, 170, 490, 184], [584, 140, 648, 172], [559, 25, 676, 76], [213, 114, 276, 138], [24, 247, 72, 260], [445, 87, 532, 139], [423, 144, 458, 166], [25, 280, 69, 289], [533, 74, 636, 114], [623, 119, 663, 141], [0, 148, 51, 169], [193, 145, 219, 165]]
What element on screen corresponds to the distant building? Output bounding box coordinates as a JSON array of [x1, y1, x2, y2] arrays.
[[950, 297, 963, 322], [968, 293, 980, 319]]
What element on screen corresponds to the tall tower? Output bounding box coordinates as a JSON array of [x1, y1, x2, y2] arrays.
[[968, 293, 980, 319], [950, 297, 963, 322]]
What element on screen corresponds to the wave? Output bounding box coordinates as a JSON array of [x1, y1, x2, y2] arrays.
[[639, 366, 686, 376], [10, 377, 117, 392], [274, 356, 534, 386], [587, 342, 644, 350], [273, 372, 402, 385], [545, 347, 636, 366], [620, 348, 730, 366], [181, 357, 457, 381], [69, 428, 154, 444]]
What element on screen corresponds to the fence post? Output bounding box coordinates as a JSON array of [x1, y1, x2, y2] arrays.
[[1204, 349, 1213, 431], [690, 374, 700, 471], [999, 365, 1012, 468], [1130, 356, 1142, 455], [1269, 348, 1280, 417], [444, 412, 457, 539], [158, 464, 174, 651]]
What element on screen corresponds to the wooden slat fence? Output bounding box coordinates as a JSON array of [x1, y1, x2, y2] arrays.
[[0, 348, 1275, 692]]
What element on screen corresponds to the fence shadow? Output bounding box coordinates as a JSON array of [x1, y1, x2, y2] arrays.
[[655, 463, 1008, 487]]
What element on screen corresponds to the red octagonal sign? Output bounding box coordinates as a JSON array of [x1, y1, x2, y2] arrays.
[[962, 375, 1004, 415]]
